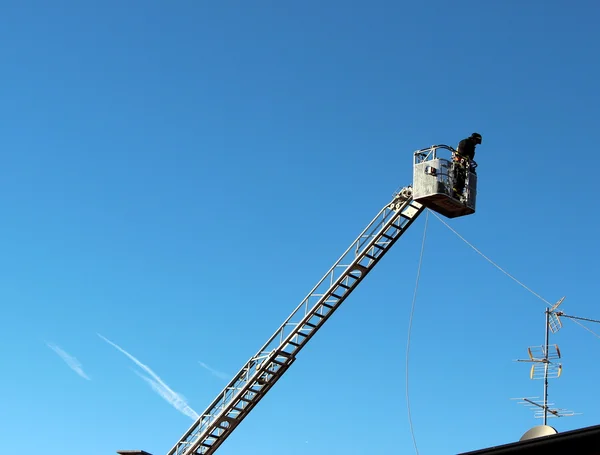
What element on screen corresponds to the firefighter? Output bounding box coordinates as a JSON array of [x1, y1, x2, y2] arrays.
[[457, 132, 482, 161], [452, 133, 482, 199]]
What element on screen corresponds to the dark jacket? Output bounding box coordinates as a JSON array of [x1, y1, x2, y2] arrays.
[[457, 138, 477, 160]]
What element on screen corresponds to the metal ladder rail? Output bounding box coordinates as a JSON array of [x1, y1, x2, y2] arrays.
[[168, 187, 424, 455]]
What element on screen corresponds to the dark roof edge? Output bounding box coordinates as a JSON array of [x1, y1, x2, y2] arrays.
[[459, 424, 600, 454]]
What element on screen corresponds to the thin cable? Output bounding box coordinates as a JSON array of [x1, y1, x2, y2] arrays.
[[429, 211, 553, 306], [567, 318, 600, 339], [559, 314, 600, 339], [560, 313, 600, 324], [430, 210, 600, 339], [406, 210, 428, 455]]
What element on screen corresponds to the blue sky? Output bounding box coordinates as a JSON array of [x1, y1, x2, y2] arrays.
[[1, 1, 599, 454]]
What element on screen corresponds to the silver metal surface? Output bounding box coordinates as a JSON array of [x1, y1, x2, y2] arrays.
[[412, 145, 476, 218], [519, 424, 558, 441], [167, 188, 425, 455]]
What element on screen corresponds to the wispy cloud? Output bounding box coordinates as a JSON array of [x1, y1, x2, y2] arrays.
[[198, 361, 230, 380], [46, 342, 91, 380], [98, 333, 199, 420]]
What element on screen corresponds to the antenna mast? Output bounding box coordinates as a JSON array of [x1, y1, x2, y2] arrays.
[[513, 297, 578, 424]]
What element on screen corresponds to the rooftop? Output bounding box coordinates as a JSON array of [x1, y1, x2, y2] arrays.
[[459, 424, 600, 454]]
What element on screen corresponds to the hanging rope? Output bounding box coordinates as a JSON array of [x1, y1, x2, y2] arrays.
[[430, 210, 600, 339], [429, 211, 553, 306], [406, 210, 429, 455]]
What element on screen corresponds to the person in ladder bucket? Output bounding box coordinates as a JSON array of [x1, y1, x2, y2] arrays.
[[452, 132, 482, 200]]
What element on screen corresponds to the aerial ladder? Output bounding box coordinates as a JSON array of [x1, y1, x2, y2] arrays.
[[121, 143, 479, 455]]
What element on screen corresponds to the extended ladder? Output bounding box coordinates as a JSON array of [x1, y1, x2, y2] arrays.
[[166, 186, 424, 455]]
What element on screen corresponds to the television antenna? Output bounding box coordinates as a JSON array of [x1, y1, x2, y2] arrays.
[[513, 297, 579, 425]]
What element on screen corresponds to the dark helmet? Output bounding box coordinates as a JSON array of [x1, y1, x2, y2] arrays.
[[471, 132, 482, 144]]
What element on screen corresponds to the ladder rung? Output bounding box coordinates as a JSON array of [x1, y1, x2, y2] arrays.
[[338, 283, 351, 289], [304, 322, 317, 328], [279, 349, 295, 358], [331, 293, 343, 299], [381, 233, 394, 240]]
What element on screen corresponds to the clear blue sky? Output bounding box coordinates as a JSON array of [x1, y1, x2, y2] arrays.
[[1, 1, 599, 454]]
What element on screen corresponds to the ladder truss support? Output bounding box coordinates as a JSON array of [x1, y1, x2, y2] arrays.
[[167, 186, 424, 455]]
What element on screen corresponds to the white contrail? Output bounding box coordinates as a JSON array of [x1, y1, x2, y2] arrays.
[[198, 361, 230, 380], [46, 342, 91, 380], [133, 371, 198, 420], [98, 333, 199, 420]]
